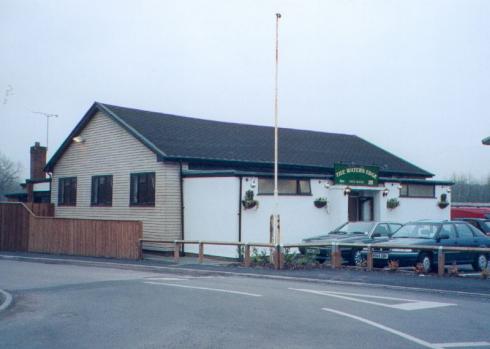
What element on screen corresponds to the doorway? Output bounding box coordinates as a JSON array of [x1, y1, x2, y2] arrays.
[[348, 192, 374, 222]]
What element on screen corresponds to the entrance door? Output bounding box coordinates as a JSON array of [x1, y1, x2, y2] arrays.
[[359, 197, 374, 221], [348, 196, 359, 222]]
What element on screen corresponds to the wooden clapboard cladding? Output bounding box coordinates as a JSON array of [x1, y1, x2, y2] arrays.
[[25, 203, 54, 217], [0, 203, 30, 251], [0, 202, 142, 260], [50, 111, 181, 249]]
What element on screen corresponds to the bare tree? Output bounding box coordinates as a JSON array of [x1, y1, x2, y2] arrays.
[[451, 172, 490, 203], [0, 151, 21, 199]]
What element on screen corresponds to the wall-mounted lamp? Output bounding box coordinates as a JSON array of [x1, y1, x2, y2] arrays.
[[73, 136, 85, 143], [447, 188, 452, 193], [397, 184, 403, 190], [250, 178, 257, 189], [344, 186, 351, 196], [324, 182, 331, 189], [382, 188, 389, 197]]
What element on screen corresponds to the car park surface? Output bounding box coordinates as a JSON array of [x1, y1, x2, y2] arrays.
[[300, 221, 402, 264], [367, 221, 490, 273]]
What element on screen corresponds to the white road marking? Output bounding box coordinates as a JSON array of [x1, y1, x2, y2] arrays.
[[433, 342, 490, 348], [144, 282, 262, 297], [290, 288, 455, 311], [145, 277, 189, 281], [322, 307, 438, 348]]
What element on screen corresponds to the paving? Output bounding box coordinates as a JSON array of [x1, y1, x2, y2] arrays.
[[1, 258, 490, 349]]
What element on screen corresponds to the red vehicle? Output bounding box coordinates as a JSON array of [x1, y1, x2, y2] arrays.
[[451, 206, 490, 219]]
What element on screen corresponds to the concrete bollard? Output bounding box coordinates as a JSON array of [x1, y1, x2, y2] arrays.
[[244, 244, 251, 267], [198, 242, 204, 263], [367, 244, 373, 271], [438, 246, 445, 276]]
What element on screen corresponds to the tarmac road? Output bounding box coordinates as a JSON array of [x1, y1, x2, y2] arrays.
[[1, 259, 490, 349]]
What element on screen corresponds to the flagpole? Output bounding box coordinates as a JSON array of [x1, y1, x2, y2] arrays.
[[273, 13, 281, 245]]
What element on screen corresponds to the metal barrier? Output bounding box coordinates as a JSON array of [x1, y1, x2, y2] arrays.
[[140, 239, 490, 275]]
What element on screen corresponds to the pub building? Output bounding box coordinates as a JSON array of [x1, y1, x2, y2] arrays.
[[44, 103, 453, 257]]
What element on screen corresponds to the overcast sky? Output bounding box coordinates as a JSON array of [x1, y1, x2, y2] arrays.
[[1, 0, 489, 181]]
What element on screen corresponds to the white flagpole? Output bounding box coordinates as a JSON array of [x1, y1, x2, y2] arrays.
[[273, 13, 281, 245]]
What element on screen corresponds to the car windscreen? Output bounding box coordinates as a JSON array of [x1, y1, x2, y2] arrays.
[[392, 223, 440, 239], [330, 222, 375, 235]]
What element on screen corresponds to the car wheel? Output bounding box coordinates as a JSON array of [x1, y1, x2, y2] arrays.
[[418, 253, 433, 273], [353, 250, 365, 267], [472, 254, 488, 272]]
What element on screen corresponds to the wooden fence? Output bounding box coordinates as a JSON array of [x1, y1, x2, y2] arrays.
[[0, 203, 30, 251], [25, 203, 54, 217], [0, 202, 142, 259]]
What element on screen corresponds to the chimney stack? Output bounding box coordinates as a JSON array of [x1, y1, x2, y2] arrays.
[[30, 142, 47, 179]]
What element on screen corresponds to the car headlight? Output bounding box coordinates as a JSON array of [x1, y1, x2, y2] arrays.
[[390, 249, 414, 252]]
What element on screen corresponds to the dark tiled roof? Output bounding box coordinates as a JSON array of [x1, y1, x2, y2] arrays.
[[101, 104, 432, 177], [46, 102, 433, 177]]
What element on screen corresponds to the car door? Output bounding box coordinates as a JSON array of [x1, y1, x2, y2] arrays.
[[438, 223, 458, 264], [454, 223, 477, 263]]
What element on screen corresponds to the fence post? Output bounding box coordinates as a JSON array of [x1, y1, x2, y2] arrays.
[[198, 242, 204, 263], [174, 241, 180, 261], [367, 244, 373, 271], [438, 246, 445, 276], [331, 242, 338, 269], [139, 240, 143, 259], [273, 244, 282, 270], [244, 244, 251, 267]]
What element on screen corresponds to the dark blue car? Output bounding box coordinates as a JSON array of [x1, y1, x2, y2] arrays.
[[368, 221, 490, 273]]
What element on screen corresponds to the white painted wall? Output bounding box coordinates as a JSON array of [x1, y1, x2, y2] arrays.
[[51, 111, 182, 249], [240, 177, 348, 245], [182, 176, 451, 258], [380, 182, 451, 223], [183, 177, 240, 258]]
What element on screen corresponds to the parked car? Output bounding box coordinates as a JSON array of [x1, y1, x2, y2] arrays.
[[365, 221, 490, 273], [299, 221, 402, 265], [456, 218, 490, 236]]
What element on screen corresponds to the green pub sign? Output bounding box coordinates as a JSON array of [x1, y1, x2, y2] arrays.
[[334, 164, 379, 187]]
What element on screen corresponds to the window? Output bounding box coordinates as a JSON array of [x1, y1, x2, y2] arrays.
[[58, 177, 77, 206], [91, 175, 113, 206], [373, 224, 390, 236], [130, 172, 155, 206], [455, 224, 474, 239], [399, 184, 435, 198], [388, 224, 402, 234], [258, 178, 311, 195], [440, 224, 457, 240]]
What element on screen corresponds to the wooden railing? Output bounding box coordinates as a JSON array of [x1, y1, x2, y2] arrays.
[[141, 239, 490, 275], [0, 202, 142, 259]]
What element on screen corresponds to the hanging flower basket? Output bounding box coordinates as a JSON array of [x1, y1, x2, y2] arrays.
[[242, 190, 259, 210], [314, 198, 328, 208], [387, 198, 400, 210], [438, 194, 449, 209]]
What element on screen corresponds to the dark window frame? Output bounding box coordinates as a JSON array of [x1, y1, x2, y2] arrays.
[[130, 172, 156, 206], [399, 184, 435, 199], [257, 178, 312, 196], [91, 175, 113, 206], [58, 177, 77, 206]]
